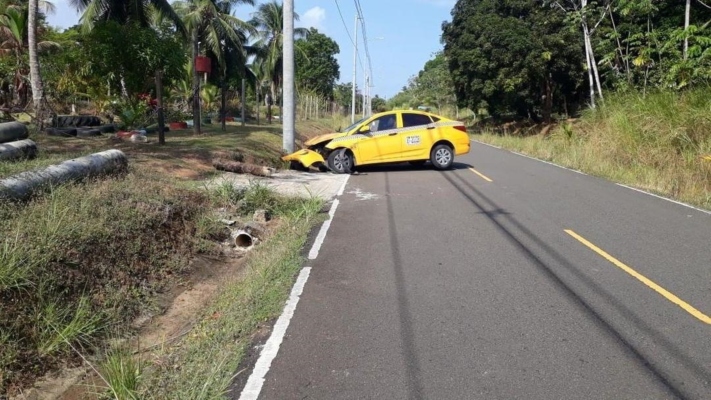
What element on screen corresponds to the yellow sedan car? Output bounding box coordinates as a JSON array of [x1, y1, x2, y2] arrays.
[[282, 110, 470, 173]]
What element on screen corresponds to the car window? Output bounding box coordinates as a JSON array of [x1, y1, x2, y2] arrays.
[[344, 116, 368, 133], [368, 114, 397, 132], [402, 113, 433, 127], [431, 116, 440, 122]]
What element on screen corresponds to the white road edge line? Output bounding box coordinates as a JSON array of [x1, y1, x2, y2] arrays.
[[510, 151, 588, 175], [238, 174, 350, 400], [616, 183, 711, 216], [308, 199, 339, 260], [472, 139, 710, 215], [472, 139, 502, 149], [471, 139, 587, 175], [239, 266, 311, 400]]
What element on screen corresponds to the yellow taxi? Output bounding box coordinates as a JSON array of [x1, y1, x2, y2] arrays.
[[282, 110, 470, 173]]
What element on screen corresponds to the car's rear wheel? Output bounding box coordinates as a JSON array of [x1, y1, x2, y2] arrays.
[[327, 148, 352, 174], [430, 144, 454, 170]]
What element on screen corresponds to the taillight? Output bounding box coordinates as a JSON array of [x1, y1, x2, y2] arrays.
[[454, 125, 467, 133]]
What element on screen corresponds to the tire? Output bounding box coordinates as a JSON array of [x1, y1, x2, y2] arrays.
[[46, 128, 77, 137], [327, 148, 352, 174], [97, 124, 117, 134], [430, 144, 454, 170], [77, 128, 102, 138], [409, 160, 427, 166]]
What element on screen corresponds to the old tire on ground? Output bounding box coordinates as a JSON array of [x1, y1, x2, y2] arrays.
[[327, 148, 352, 174], [46, 128, 77, 137], [77, 128, 102, 138], [430, 144, 454, 170], [97, 124, 116, 134], [0, 122, 29, 144]]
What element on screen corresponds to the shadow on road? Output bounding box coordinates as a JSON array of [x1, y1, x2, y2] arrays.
[[438, 170, 708, 400], [353, 161, 472, 175], [385, 172, 425, 400]]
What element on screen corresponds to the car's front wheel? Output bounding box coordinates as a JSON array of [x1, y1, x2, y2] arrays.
[[327, 148, 352, 174], [430, 144, 454, 170]]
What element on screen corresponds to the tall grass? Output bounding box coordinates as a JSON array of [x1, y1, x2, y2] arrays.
[[131, 183, 324, 399], [0, 171, 210, 396], [475, 89, 711, 208]]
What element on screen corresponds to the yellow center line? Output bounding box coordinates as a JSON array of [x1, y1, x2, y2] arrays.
[[565, 229, 711, 325], [469, 167, 493, 182]]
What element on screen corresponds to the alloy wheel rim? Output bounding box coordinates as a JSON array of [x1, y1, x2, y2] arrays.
[[436, 148, 451, 165]]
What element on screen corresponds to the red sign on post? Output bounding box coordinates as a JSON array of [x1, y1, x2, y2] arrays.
[[195, 56, 211, 74]]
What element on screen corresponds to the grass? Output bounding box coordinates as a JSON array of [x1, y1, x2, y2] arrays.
[[0, 120, 331, 180], [0, 170, 209, 395], [99, 183, 324, 399], [0, 117, 332, 397], [473, 89, 711, 209]]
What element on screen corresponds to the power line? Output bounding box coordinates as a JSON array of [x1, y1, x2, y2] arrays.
[[354, 0, 374, 87], [334, 0, 365, 73]]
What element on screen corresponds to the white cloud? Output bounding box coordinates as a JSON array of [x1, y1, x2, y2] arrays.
[[300, 6, 326, 31]]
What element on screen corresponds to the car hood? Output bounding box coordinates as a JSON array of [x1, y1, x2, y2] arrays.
[[305, 132, 348, 147]]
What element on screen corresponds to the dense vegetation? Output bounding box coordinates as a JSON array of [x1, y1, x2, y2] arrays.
[[392, 0, 711, 122], [1, 0, 346, 131]]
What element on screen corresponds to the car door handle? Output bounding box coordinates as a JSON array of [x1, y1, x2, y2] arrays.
[[389, 132, 397, 136], [427, 126, 435, 130]]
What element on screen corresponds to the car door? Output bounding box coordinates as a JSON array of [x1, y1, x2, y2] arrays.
[[352, 113, 401, 164], [398, 112, 435, 160]]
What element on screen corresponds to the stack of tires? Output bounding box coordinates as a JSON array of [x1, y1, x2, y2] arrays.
[[0, 122, 37, 161], [45, 115, 116, 138]]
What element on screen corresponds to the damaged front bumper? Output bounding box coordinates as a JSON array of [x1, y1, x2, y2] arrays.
[[281, 149, 326, 169]]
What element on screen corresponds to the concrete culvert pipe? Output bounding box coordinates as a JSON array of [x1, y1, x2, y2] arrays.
[[0, 122, 29, 144], [0, 149, 128, 201], [233, 230, 254, 248], [0, 139, 38, 161]]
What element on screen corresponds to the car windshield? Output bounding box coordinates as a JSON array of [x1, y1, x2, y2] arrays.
[[341, 117, 368, 134]]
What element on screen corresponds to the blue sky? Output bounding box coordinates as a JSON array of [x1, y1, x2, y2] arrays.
[[46, 0, 455, 99]]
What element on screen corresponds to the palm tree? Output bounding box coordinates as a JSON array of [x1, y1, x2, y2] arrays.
[[249, 0, 307, 121], [173, 0, 254, 134], [28, 0, 44, 127], [248, 58, 269, 125], [0, 0, 57, 108], [69, 0, 184, 32]]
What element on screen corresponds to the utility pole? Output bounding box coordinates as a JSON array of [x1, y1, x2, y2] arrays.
[[362, 73, 367, 118], [351, 14, 358, 124], [283, 0, 295, 153]]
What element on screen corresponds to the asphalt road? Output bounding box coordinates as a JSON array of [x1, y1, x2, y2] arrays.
[[240, 141, 711, 400]]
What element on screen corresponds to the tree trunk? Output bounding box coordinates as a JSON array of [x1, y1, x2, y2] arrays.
[[28, 0, 46, 130], [0, 150, 128, 201], [608, 6, 630, 81], [586, 31, 604, 100], [155, 70, 166, 145], [684, 0, 691, 60], [212, 159, 273, 177], [256, 85, 260, 126], [542, 74, 553, 124], [192, 30, 202, 135], [583, 26, 596, 108], [221, 79, 227, 132]]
